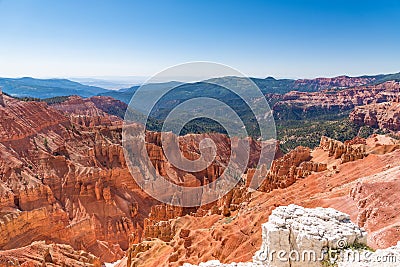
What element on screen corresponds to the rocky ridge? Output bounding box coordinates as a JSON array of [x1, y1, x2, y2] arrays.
[[0, 241, 101, 267], [293, 75, 376, 91], [50, 95, 125, 127], [350, 100, 400, 132], [273, 81, 400, 120]]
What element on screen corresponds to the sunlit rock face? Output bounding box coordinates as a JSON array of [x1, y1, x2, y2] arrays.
[[273, 81, 400, 120], [0, 95, 155, 262], [293, 75, 376, 91], [256, 144, 329, 193], [49, 95, 126, 127], [350, 101, 400, 132], [319, 136, 366, 163], [0, 241, 101, 267]]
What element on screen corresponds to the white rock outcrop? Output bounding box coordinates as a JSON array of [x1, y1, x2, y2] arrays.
[[254, 204, 367, 267], [181, 205, 368, 267]]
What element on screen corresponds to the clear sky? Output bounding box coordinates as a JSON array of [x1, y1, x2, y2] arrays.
[[0, 0, 399, 79]]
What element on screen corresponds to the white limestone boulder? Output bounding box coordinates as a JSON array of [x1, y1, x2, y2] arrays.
[[254, 204, 367, 267]]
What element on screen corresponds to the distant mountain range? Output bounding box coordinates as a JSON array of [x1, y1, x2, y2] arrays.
[[1, 72, 399, 101], [0, 77, 109, 98]]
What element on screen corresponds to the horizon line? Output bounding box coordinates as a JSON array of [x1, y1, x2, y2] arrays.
[[1, 70, 399, 82]]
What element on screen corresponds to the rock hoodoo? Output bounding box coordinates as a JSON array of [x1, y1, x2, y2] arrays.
[[319, 136, 366, 163], [256, 146, 327, 192]]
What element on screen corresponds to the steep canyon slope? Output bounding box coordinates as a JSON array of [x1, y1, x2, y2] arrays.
[[0, 93, 155, 263]]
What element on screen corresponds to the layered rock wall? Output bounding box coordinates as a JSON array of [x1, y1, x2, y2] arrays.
[[0, 96, 155, 262], [274, 81, 400, 120], [350, 101, 400, 132]]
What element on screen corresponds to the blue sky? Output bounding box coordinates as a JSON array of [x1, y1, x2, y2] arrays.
[[0, 0, 399, 79]]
